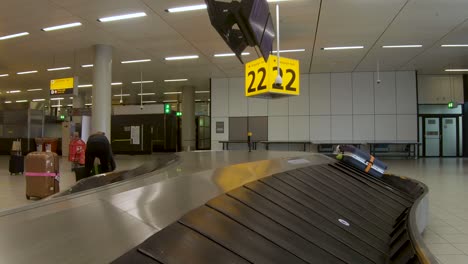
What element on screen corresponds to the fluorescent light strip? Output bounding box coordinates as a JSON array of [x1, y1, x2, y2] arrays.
[[50, 97, 64, 101], [214, 52, 250, 57], [67, 104, 73, 107], [51, 104, 62, 107], [382, 45, 422, 48], [138, 93, 155, 96], [121, 59, 151, 64], [78, 84, 92, 88], [111, 82, 123, 86], [195, 91, 210, 94], [165, 55, 199, 61], [142, 100, 156, 103], [42, 22, 82, 32], [166, 4, 207, 13], [164, 79, 188, 82], [163, 100, 178, 103], [47, 66, 71, 71], [0, 32, 29, 40], [441, 44, 468, 47], [272, 49, 305, 53], [164, 92, 182, 95], [32, 99, 45, 102], [195, 99, 202, 102], [113, 94, 130, 97], [98, 12, 147, 22], [81, 64, 93, 68], [322, 46, 364, 50], [16, 100, 28, 103], [0, 74, 9, 77], [7, 90, 21, 94], [85, 103, 92, 106], [17, 70, 38, 75], [132, 80, 153, 84], [445, 69, 468, 72], [27, 88, 43, 92], [5, 101, 11, 104]]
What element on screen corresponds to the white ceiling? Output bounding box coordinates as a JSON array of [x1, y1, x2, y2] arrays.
[[1, 0, 468, 104]]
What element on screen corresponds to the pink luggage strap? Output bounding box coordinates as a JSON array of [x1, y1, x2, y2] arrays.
[[25, 172, 60, 177]]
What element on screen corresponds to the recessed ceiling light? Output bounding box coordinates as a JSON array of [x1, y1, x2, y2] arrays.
[[322, 46, 364, 50], [27, 88, 43, 92], [78, 84, 93, 88], [272, 49, 305, 53], [166, 4, 207, 13], [142, 100, 156, 103], [50, 97, 64, 101], [17, 70, 38, 75], [42, 22, 82, 32], [445, 69, 468, 72], [121, 59, 151, 64], [5, 101, 11, 104], [0, 32, 29, 40], [164, 79, 188, 82], [47, 66, 71, 71], [98, 12, 147, 22], [132, 80, 154, 84], [32, 99, 45, 102], [214, 52, 250, 57], [7, 90, 21, 94], [111, 82, 123, 86], [441, 44, 468, 47], [195, 91, 210, 94], [164, 92, 182, 95], [163, 100, 178, 103], [16, 100, 28, 103], [81, 64, 93, 68], [165, 55, 199, 61], [113, 94, 130, 97], [0, 74, 9, 77], [382, 45, 422, 48]]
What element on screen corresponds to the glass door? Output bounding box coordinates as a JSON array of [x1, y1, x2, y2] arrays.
[[442, 117, 457, 156], [424, 118, 440, 157]]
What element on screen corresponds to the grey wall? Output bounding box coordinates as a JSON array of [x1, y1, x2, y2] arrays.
[[211, 71, 418, 150]]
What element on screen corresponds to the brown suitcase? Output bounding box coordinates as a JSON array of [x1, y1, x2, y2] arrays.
[[25, 151, 60, 199]]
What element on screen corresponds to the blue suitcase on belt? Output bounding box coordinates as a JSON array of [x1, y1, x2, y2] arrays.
[[335, 145, 387, 178]]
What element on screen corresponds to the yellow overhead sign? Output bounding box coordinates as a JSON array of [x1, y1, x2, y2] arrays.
[[245, 55, 300, 98], [50, 77, 74, 95]]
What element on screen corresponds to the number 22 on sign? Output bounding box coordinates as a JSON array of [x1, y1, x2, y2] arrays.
[[245, 55, 300, 97]]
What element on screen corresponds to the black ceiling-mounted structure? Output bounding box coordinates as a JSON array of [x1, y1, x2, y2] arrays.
[[205, 0, 275, 63]]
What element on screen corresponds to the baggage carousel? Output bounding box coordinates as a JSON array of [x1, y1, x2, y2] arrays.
[[0, 151, 436, 264]]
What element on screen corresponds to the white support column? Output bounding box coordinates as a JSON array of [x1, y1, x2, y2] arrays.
[[182, 86, 195, 151], [92, 44, 113, 137]]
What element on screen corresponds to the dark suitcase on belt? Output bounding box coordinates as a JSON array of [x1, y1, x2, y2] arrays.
[[25, 152, 60, 200], [9, 155, 24, 175], [335, 145, 388, 178]]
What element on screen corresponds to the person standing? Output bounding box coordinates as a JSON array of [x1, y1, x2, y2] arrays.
[[84, 131, 116, 177]]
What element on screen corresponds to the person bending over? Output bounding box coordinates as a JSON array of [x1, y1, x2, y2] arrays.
[[85, 131, 116, 177]]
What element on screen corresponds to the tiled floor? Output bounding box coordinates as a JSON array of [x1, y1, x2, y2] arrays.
[[384, 158, 468, 264], [0, 154, 151, 211], [0, 154, 467, 263]]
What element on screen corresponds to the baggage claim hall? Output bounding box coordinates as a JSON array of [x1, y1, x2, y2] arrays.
[[0, 0, 467, 263]]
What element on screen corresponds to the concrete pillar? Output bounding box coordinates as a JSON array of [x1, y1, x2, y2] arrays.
[[92, 44, 112, 137], [181, 86, 195, 151]]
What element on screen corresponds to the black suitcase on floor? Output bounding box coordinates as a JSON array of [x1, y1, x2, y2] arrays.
[[9, 155, 24, 175]]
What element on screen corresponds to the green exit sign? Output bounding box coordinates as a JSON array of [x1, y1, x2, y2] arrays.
[[448, 101, 455, 109], [164, 104, 171, 114], [176, 112, 182, 116], [60, 115, 65, 120]]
